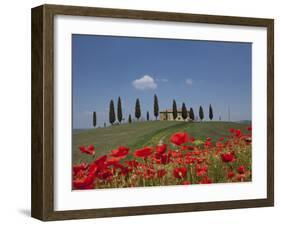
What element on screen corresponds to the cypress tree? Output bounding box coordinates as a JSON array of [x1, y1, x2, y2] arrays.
[[92, 111, 97, 127], [172, 99, 177, 120], [209, 104, 213, 121], [135, 98, 141, 120], [128, 114, 132, 123], [199, 106, 204, 121], [109, 99, 116, 125], [117, 96, 123, 123], [181, 103, 188, 120], [154, 94, 159, 120], [189, 107, 195, 121], [146, 111, 150, 121]]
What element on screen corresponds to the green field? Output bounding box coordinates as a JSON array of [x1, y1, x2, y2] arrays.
[[73, 121, 249, 164]]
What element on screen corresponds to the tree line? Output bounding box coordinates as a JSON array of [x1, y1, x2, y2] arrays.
[[105, 94, 159, 126], [170, 100, 212, 121], [92, 94, 214, 127]]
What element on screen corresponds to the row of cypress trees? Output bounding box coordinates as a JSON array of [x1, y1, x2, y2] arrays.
[[107, 95, 159, 125], [92, 95, 214, 127], [199, 104, 214, 121], [172, 100, 192, 121], [171, 100, 213, 121], [108, 98, 121, 125]]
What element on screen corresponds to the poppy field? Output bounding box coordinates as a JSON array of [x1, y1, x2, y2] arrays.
[[72, 124, 252, 190]]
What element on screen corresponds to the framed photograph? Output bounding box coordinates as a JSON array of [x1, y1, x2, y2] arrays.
[[31, 4, 274, 221]]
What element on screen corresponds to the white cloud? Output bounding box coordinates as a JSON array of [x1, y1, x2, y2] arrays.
[[185, 78, 193, 85], [132, 75, 157, 90]]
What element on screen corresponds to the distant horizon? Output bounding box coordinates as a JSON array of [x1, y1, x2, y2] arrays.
[[73, 120, 252, 130], [72, 34, 252, 129]]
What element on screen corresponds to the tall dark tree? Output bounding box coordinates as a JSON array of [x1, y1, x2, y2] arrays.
[[135, 98, 141, 120], [209, 104, 213, 121], [92, 111, 97, 127], [109, 99, 116, 125], [172, 99, 178, 120], [146, 111, 150, 121], [199, 106, 204, 121], [189, 107, 195, 121], [128, 114, 132, 123], [181, 103, 188, 120], [117, 96, 123, 123], [154, 94, 159, 120]]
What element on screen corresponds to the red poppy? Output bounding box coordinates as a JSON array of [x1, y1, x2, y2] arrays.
[[216, 142, 224, 149], [182, 180, 190, 185], [234, 139, 239, 145], [159, 153, 171, 164], [143, 167, 155, 179], [106, 157, 121, 166], [221, 152, 235, 163], [237, 165, 246, 174], [88, 144, 94, 150], [181, 145, 188, 151], [88, 162, 98, 173], [235, 129, 242, 138], [73, 164, 98, 189], [247, 126, 252, 131], [187, 146, 195, 150], [204, 140, 212, 148], [196, 164, 208, 177], [196, 158, 205, 164], [134, 147, 153, 159], [157, 169, 167, 178], [73, 176, 95, 189], [236, 173, 246, 182], [119, 166, 129, 176], [190, 137, 195, 143], [110, 146, 129, 158], [96, 168, 113, 180], [193, 150, 201, 156], [181, 145, 194, 151], [227, 171, 235, 179], [200, 176, 212, 184], [154, 149, 171, 164], [170, 132, 188, 146], [185, 156, 195, 164], [125, 160, 139, 168], [73, 162, 88, 175], [79, 144, 95, 155], [156, 144, 167, 154], [111, 163, 129, 176], [94, 155, 107, 169], [173, 167, 187, 179], [170, 150, 182, 158], [219, 137, 224, 141]]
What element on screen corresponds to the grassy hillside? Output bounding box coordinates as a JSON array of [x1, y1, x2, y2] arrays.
[[73, 121, 250, 164]]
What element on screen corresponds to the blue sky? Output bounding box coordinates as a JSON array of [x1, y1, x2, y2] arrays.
[[72, 34, 252, 128]]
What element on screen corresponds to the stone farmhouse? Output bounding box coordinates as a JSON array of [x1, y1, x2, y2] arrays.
[[159, 109, 191, 121]]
